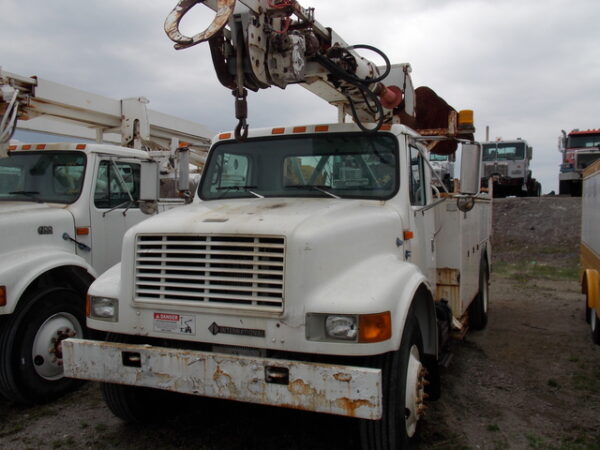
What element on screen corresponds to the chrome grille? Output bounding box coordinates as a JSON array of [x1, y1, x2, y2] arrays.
[[483, 163, 507, 177], [135, 235, 285, 312]]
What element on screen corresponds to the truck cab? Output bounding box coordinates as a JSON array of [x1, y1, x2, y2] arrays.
[[429, 152, 455, 191], [559, 129, 600, 196], [481, 139, 540, 197], [0, 142, 156, 403], [64, 123, 491, 448]]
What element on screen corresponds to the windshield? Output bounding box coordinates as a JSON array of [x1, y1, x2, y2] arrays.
[[567, 134, 600, 149], [0, 151, 86, 203], [199, 133, 399, 201], [482, 142, 525, 161]]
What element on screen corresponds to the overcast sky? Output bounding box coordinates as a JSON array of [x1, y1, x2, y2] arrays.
[[2, 0, 600, 193]]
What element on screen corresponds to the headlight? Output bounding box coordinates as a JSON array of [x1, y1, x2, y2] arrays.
[[88, 296, 118, 321], [306, 312, 391, 343], [325, 316, 358, 340]]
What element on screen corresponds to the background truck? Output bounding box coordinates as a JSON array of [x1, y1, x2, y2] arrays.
[[0, 68, 212, 404], [481, 139, 541, 197], [429, 152, 455, 191], [581, 160, 600, 344], [63, 1, 491, 448], [559, 128, 600, 196]]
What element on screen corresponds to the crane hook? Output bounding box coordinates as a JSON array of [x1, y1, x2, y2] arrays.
[[235, 118, 249, 141], [164, 0, 236, 50], [234, 89, 249, 141]]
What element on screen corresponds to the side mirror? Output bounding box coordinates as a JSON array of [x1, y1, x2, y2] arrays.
[[459, 142, 482, 195], [177, 147, 190, 193], [139, 160, 159, 215]]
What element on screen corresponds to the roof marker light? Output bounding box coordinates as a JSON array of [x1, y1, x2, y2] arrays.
[[293, 126, 307, 133], [36, 144, 46, 150], [76, 144, 87, 150], [22, 145, 31, 150], [315, 125, 329, 132], [219, 133, 232, 140], [272, 128, 285, 135]]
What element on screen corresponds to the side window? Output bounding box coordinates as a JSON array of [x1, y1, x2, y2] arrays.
[[409, 146, 426, 206], [94, 161, 140, 208]]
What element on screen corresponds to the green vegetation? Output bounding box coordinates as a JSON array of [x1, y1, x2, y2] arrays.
[[494, 261, 579, 282]]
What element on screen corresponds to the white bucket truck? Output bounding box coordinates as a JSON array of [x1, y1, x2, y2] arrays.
[[63, 1, 491, 448], [0, 68, 212, 404]]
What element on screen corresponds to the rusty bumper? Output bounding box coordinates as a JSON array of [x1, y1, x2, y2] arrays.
[[62, 339, 382, 420]]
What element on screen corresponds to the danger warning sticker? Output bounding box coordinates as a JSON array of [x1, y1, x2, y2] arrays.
[[153, 313, 196, 335]]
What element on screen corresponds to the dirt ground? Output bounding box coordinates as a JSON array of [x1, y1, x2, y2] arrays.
[[1, 196, 599, 449]]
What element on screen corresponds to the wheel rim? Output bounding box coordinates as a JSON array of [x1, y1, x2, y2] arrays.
[[31, 312, 83, 381], [404, 344, 425, 437]]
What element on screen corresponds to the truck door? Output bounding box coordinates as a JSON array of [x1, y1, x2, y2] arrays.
[[409, 144, 437, 284], [90, 158, 146, 274]]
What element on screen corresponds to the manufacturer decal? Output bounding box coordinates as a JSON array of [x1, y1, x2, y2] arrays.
[[153, 313, 196, 335], [37, 226, 53, 235], [208, 322, 265, 338]]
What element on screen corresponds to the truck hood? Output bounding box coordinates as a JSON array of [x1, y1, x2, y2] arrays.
[[121, 197, 406, 317], [131, 197, 401, 240], [0, 202, 76, 256]]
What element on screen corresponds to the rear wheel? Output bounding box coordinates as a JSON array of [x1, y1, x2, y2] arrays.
[[360, 314, 425, 449], [469, 258, 489, 330], [0, 287, 85, 404]]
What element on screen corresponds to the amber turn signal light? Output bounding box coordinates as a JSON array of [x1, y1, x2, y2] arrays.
[[359, 311, 392, 343]]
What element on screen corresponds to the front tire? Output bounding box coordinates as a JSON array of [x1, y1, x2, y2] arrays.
[[360, 314, 425, 449], [101, 382, 174, 423], [100, 333, 188, 423], [0, 287, 85, 404]]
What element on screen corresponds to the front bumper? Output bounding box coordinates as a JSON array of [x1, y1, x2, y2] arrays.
[[62, 338, 382, 420]]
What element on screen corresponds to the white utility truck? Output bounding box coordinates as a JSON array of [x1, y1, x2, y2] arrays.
[[0, 68, 212, 404], [581, 160, 600, 344], [63, 1, 491, 448]]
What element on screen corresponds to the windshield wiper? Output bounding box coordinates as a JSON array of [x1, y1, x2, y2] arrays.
[[8, 190, 42, 202], [216, 185, 263, 198], [287, 184, 340, 199]]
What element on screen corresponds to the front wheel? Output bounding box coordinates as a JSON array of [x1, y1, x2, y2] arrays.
[[360, 314, 425, 449], [0, 287, 85, 404]]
